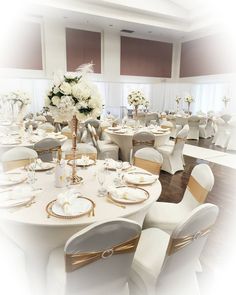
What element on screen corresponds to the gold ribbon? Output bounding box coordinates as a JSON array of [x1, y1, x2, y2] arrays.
[[65, 234, 140, 273], [167, 226, 212, 255], [174, 137, 187, 144], [132, 140, 155, 147], [187, 175, 209, 203], [3, 159, 31, 172], [134, 157, 161, 175]]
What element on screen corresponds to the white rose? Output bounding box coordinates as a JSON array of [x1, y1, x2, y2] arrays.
[[59, 82, 72, 95], [64, 73, 77, 80], [52, 96, 61, 107], [71, 84, 82, 99], [53, 86, 60, 94]]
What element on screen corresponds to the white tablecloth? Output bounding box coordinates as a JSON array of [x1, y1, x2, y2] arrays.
[[0, 161, 161, 294]]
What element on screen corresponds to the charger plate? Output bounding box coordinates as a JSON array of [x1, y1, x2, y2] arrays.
[[46, 196, 95, 219], [67, 159, 95, 167], [108, 186, 149, 205]]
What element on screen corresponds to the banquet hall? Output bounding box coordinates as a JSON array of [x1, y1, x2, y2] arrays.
[[0, 0, 236, 295]]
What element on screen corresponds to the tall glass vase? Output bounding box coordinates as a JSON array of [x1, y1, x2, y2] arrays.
[[187, 102, 191, 115], [70, 115, 83, 185]]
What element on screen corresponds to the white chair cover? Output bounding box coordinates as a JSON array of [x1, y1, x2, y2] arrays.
[[131, 132, 155, 162], [213, 117, 230, 148], [130, 203, 219, 295], [143, 163, 214, 233], [187, 116, 201, 140], [34, 138, 61, 162], [226, 118, 236, 150], [134, 148, 163, 175], [1, 147, 38, 171], [157, 126, 189, 174], [47, 218, 141, 295], [199, 118, 214, 138]]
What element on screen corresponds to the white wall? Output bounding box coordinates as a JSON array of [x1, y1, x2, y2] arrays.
[[0, 17, 235, 115]]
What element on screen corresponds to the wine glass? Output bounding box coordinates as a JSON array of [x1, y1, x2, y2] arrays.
[[115, 161, 123, 185], [27, 158, 37, 190], [97, 168, 107, 196]]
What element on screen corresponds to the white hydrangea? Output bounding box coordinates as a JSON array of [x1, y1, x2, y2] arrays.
[[59, 82, 72, 95]]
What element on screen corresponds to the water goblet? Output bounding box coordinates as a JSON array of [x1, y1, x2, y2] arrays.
[[97, 168, 107, 196]]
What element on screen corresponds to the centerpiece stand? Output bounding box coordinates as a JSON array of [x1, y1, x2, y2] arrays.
[[70, 115, 83, 185]]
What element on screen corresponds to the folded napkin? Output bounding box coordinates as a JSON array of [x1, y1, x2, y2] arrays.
[[109, 187, 146, 202], [124, 173, 157, 184], [106, 160, 130, 170], [56, 189, 84, 215]]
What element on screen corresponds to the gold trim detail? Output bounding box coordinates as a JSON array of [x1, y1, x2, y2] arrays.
[[65, 234, 140, 272], [167, 226, 212, 255], [107, 186, 149, 205]]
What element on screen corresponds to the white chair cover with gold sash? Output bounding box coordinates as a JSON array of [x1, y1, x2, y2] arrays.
[[143, 163, 214, 233], [34, 138, 61, 162], [1, 147, 38, 172], [130, 204, 219, 295], [130, 131, 155, 163], [87, 123, 119, 161], [47, 219, 141, 295], [187, 115, 201, 140], [157, 125, 189, 174], [133, 147, 163, 175]]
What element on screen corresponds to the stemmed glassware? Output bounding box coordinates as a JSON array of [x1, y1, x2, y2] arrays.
[[97, 167, 107, 196], [27, 158, 37, 190], [115, 161, 123, 185]]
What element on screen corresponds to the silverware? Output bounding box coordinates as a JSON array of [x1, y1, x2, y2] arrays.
[[106, 198, 126, 209]]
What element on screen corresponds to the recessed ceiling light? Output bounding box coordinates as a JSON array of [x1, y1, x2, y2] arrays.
[[120, 29, 134, 33]]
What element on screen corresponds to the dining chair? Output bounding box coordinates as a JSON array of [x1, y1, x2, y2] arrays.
[[226, 117, 236, 151], [34, 138, 61, 162], [212, 117, 230, 148], [46, 218, 141, 295], [38, 122, 55, 133], [157, 125, 189, 174], [187, 116, 201, 140], [133, 148, 163, 175], [143, 163, 214, 233], [166, 115, 182, 138], [1, 147, 38, 171], [199, 117, 214, 138], [130, 203, 219, 295], [130, 131, 155, 163], [87, 124, 119, 160], [64, 143, 98, 161]]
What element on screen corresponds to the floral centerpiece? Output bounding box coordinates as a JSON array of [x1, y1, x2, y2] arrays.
[[4, 90, 31, 123], [184, 96, 194, 114], [127, 90, 146, 118], [175, 96, 182, 112], [45, 64, 102, 184], [222, 96, 230, 108]]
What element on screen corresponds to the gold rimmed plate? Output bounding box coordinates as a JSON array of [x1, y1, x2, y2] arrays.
[[67, 159, 95, 167], [0, 173, 27, 187], [108, 186, 149, 205], [46, 196, 95, 219], [25, 162, 55, 172], [123, 171, 157, 185]]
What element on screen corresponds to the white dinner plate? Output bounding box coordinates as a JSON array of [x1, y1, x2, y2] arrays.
[[113, 129, 127, 134], [68, 159, 95, 167], [0, 174, 27, 187], [105, 161, 131, 171], [27, 162, 55, 172], [108, 126, 122, 131], [123, 172, 157, 185], [0, 196, 34, 209], [108, 186, 149, 204], [51, 197, 94, 217]]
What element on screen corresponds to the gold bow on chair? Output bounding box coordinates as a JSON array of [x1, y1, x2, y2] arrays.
[[167, 226, 212, 255], [65, 234, 140, 272]]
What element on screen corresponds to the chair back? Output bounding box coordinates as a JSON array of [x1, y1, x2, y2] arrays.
[[1, 147, 38, 171], [34, 138, 61, 162], [172, 125, 189, 154], [132, 131, 155, 156], [164, 204, 218, 274], [133, 147, 163, 175], [181, 163, 214, 209], [62, 126, 73, 139], [65, 144, 97, 161], [64, 218, 141, 295]]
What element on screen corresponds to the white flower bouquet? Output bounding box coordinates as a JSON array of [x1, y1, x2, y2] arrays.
[[184, 96, 194, 103], [4, 90, 31, 108], [175, 96, 182, 104], [127, 90, 146, 107], [45, 65, 102, 122]]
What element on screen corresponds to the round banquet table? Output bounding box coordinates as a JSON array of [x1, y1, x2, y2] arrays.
[[0, 161, 161, 295], [105, 128, 171, 161]]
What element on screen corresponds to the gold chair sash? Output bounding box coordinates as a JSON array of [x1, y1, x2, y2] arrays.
[[132, 140, 155, 147], [187, 175, 209, 203], [134, 157, 161, 175], [65, 234, 140, 273], [167, 226, 212, 255], [3, 159, 31, 172], [174, 137, 186, 144]]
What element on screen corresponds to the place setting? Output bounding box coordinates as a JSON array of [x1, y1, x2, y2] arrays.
[[25, 158, 55, 172], [67, 155, 95, 168]]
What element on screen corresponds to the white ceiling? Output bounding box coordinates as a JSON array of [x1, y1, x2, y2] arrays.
[[14, 0, 235, 41]]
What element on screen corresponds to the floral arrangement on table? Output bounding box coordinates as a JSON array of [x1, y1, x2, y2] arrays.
[[175, 96, 182, 104], [184, 95, 194, 113], [3, 90, 31, 122], [127, 90, 147, 117], [45, 64, 102, 123], [222, 96, 231, 108]]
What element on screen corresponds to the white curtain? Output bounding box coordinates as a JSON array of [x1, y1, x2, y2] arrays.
[[0, 78, 235, 116]]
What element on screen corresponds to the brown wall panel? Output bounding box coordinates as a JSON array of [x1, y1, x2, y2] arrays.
[[0, 21, 43, 70], [66, 28, 101, 73], [120, 36, 172, 77], [180, 34, 236, 77]]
